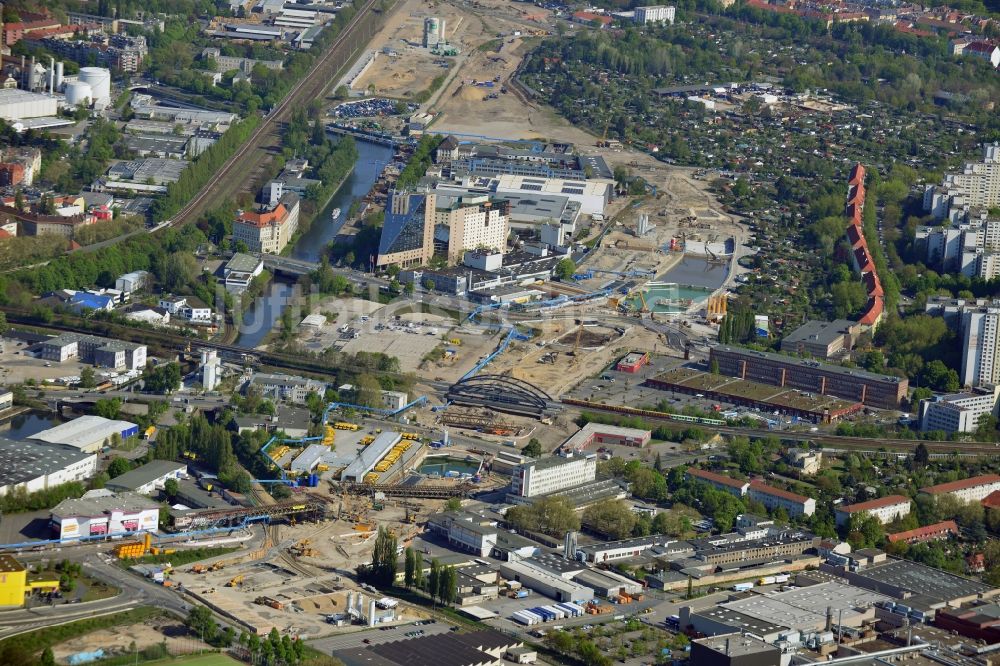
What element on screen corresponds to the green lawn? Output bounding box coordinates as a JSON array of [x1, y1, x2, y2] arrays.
[[150, 654, 241, 666]]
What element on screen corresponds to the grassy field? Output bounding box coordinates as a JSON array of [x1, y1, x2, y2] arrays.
[[149, 654, 241, 666]]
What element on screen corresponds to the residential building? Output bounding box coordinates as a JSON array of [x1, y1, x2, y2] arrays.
[[571, 11, 613, 28], [180, 296, 213, 324], [233, 193, 300, 254], [0, 391, 12, 412], [381, 390, 409, 411], [248, 372, 325, 404], [886, 520, 959, 545], [786, 448, 822, 475], [924, 143, 1000, 219], [0, 162, 23, 186], [433, 193, 510, 264], [105, 460, 187, 495], [960, 307, 1000, 387], [709, 346, 908, 409], [779, 319, 860, 360], [747, 480, 816, 518], [376, 191, 435, 268], [115, 270, 150, 295], [510, 454, 597, 498], [920, 389, 999, 433], [919, 474, 1000, 504], [50, 490, 159, 540], [963, 42, 1000, 68], [223, 253, 264, 293], [835, 495, 911, 527], [157, 295, 188, 315], [686, 467, 749, 497], [634, 5, 676, 24], [37, 333, 146, 371], [0, 438, 97, 498]]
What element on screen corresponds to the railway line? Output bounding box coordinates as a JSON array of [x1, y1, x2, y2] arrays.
[[170, 0, 388, 226]]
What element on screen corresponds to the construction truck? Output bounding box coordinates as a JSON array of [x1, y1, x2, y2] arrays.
[[226, 575, 245, 587]]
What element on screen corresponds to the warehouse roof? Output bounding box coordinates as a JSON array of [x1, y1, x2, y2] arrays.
[[0, 438, 94, 489], [714, 346, 905, 384], [51, 490, 158, 518], [29, 415, 138, 451], [342, 432, 402, 481], [105, 460, 186, 492], [290, 443, 329, 472], [849, 558, 992, 606]]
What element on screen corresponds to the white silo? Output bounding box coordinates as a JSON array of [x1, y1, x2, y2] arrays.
[[368, 599, 376, 627], [423, 17, 440, 48], [55, 62, 64, 90], [65, 81, 93, 107], [78, 67, 111, 106], [438, 19, 446, 43]]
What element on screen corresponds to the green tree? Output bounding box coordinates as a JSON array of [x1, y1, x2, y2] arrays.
[[40, 647, 56, 666], [583, 499, 637, 539], [554, 258, 576, 281], [505, 495, 580, 536], [79, 366, 97, 388], [439, 564, 457, 605], [370, 526, 398, 587], [404, 547, 415, 588], [93, 398, 121, 420], [355, 373, 383, 409], [521, 438, 543, 457], [164, 478, 179, 499], [107, 457, 133, 478], [427, 558, 441, 603]]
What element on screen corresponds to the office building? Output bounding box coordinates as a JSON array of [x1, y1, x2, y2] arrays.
[[105, 460, 187, 495], [248, 372, 325, 404], [919, 474, 1000, 504], [779, 319, 859, 360], [428, 512, 499, 557], [920, 389, 999, 433], [510, 454, 596, 498], [747, 480, 816, 518], [376, 191, 436, 268], [37, 333, 147, 371], [960, 306, 1000, 387], [233, 193, 300, 254], [222, 253, 264, 293], [50, 490, 159, 540], [709, 346, 908, 409], [634, 5, 676, 24], [834, 495, 911, 527], [30, 416, 139, 454], [0, 438, 97, 497], [433, 193, 511, 264], [493, 174, 612, 216]]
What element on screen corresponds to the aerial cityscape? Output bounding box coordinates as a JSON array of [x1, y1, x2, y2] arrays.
[[0, 0, 998, 665]]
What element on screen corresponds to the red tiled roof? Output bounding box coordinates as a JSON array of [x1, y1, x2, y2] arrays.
[[854, 245, 874, 272], [236, 203, 289, 228], [686, 467, 748, 489], [966, 41, 999, 54], [886, 520, 958, 543], [836, 494, 910, 513], [982, 490, 1000, 509], [572, 11, 612, 24], [749, 479, 810, 504], [846, 223, 864, 248], [858, 297, 883, 326], [863, 271, 883, 297], [920, 474, 1000, 495], [849, 163, 866, 186]]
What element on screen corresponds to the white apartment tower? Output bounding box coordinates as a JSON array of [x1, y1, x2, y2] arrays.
[[634, 5, 675, 24], [960, 307, 1000, 388]]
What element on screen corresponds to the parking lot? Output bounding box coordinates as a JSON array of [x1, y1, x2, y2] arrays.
[[308, 619, 453, 654]]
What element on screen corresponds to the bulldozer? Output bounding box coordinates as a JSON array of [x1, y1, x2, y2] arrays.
[[226, 575, 245, 587]]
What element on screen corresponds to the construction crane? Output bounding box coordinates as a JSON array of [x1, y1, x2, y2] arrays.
[[570, 324, 584, 358]]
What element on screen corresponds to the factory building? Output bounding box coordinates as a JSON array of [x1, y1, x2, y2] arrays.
[[0, 89, 59, 121], [690, 634, 780, 666], [105, 460, 187, 495], [834, 495, 911, 527], [709, 345, 908, 409], [498, 560, 594, 603], [0, 555, 59, 608], [29, 415, 139, 454], [50, 490, 159, 540], [0, 438, 97, 497], [510, 454, 597, 499], [342, 432, 402, 483], [37, 333, 147, 371]]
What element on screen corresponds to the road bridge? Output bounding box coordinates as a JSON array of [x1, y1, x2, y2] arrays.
[[326, 124, 400, 147], [261, 254, 321, 277]]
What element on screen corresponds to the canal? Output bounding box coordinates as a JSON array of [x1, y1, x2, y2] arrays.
[[234, 139, 395, 348]]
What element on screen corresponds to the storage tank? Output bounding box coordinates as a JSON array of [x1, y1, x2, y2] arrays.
[[55, 62, 64, 90], [78, 67, 111, 106], [65, 81, 93, 107]]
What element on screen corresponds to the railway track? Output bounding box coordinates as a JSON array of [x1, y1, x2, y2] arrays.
[[170, 0, 387, 226]]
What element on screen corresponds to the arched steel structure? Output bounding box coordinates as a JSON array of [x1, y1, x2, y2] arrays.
[[446, 374, 553, 417]]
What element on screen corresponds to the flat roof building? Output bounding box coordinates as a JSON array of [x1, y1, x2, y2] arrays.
[[498, 560, 594, 603], [510, 454, 596, 499], [105, 460, 187, 495], [0, 438, 97, 498], [562, 422, 651, 452], [342, 432, 402, 483], [709, 345, 908, 409], [919, 389, 999, 434], [691, 634, 780, 666], [779, 319, 860, 360], [719, 580, 892, 633], [50, 490, 159, 540]]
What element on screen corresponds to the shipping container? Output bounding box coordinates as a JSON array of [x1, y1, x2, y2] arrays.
[[774, 574, 790, 583], [732, 582, 754, 592]]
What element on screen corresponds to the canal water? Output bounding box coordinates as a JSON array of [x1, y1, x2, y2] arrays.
[[0, 412, 61, 439], [234, 139, 395, 348], [418, 455, 483, 478]]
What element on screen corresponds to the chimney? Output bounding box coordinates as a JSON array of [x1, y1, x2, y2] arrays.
[[826, 606, 833, 631], [725, 638, 731, 655], [48, 56, 54, 94], [55, 62, 64, 89]]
